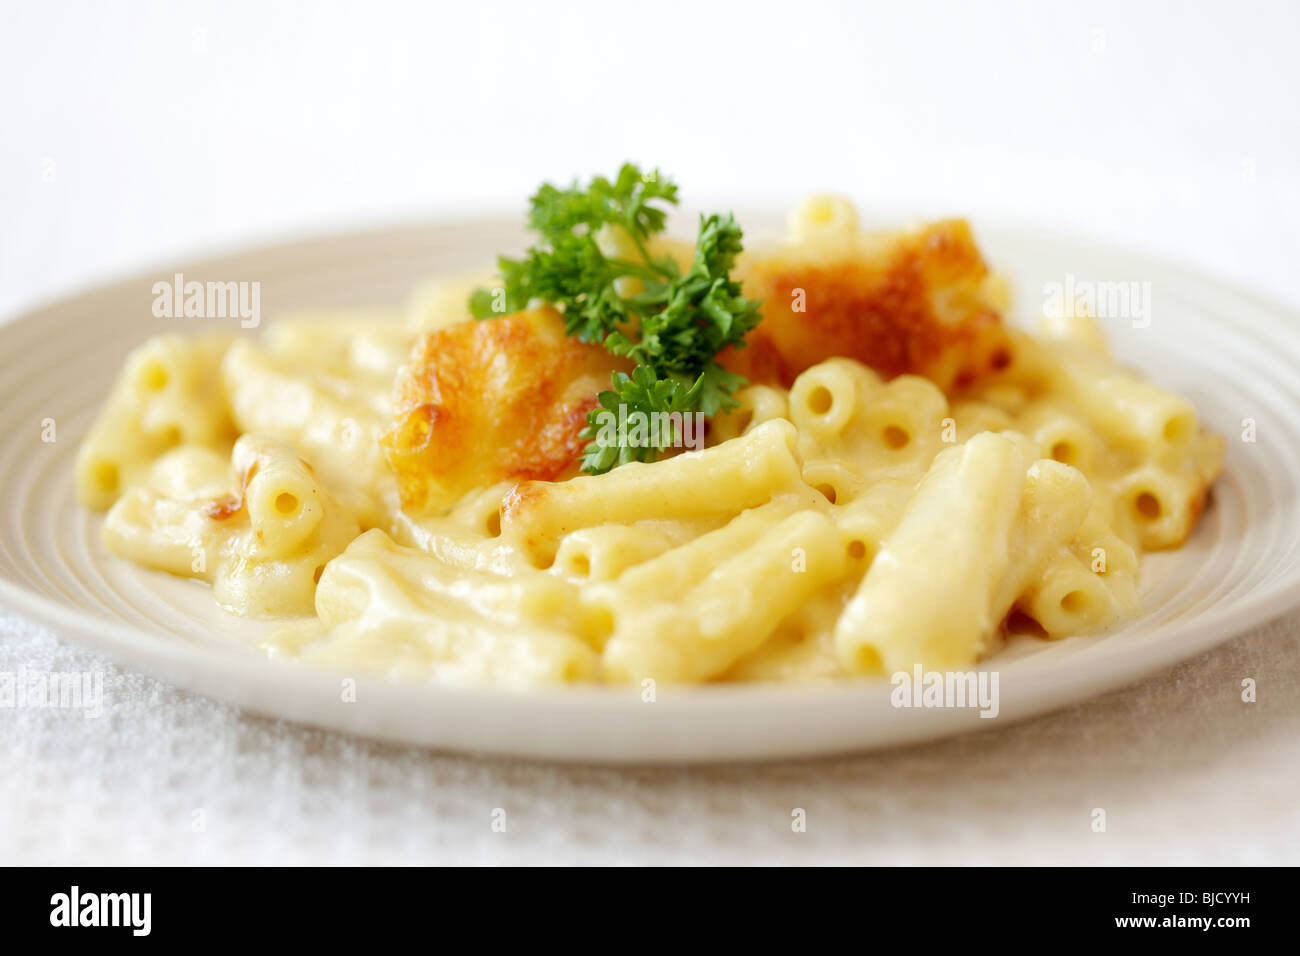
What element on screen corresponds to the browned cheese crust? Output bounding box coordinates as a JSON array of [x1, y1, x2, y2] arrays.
[[382, 306, 629, 514], [724, 219, 1013, 390]]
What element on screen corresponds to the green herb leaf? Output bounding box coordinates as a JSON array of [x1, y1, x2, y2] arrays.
[[471, 165, 762, 473], [578, 367, 702, 474]]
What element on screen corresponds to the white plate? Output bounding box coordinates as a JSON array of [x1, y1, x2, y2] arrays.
[[2, 214, 1298, 764]]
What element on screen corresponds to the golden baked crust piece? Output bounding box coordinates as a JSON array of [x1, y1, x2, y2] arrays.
[[382, 306, 628, 514], [726, 219, 1014, 390]]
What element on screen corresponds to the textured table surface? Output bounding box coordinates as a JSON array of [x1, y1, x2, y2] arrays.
[[2, 604, 1296, 865]]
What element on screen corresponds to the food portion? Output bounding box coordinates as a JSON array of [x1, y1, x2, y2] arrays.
[[382, 306, 628, 514], [76, 166, 1225, 686], [729, 207, 1013, 391]]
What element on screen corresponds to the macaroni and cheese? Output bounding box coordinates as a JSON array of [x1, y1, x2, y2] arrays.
[[75, 197, 1224, 686]]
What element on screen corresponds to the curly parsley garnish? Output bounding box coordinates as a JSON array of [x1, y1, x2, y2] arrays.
[[470, 163, 761, 474]]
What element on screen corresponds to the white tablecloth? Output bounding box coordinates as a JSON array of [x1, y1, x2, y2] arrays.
[[3, 604, 1296, 865]]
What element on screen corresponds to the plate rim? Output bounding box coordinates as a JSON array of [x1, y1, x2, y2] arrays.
[[1, 212, 1298, 762]]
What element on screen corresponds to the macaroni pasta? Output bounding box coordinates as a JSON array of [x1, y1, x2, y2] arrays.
[[76, 199, 1225, 686]]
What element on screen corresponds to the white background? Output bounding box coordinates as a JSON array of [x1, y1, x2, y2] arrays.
[[2, 0, 1299, 867], [2, 0, 1298, 319]]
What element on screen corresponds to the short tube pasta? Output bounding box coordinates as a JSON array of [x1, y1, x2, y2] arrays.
[[801, 459, 864, 506], [991, 459, 1094, 616], [75, 334, 234, 510], [500, 419, 815, 552], [834, 432, 1030, 674], [1053, 349, 1199, 456], [103, 431, 360, 617], [313, 531, 599, 684], [221, 336, 396, 528], [855, 374, 949, 455], [1115, 462, 1206, 550], [1019, 405, 1097, 472], [829, 473, 919, 566], [1019, 550, 1120, 636], [587, 500, 803, 611], [789, 358, 881, 444], [1038, 310, 1108, 355], [949, 399, 1016, 441], [786, 194, 861, 246], [234, 436, 325, 560], [551, 525, 677, 583], [601, 510, 847, 682]]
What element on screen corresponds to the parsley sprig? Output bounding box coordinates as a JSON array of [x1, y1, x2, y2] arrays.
[[469, 163, 761, 474]]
